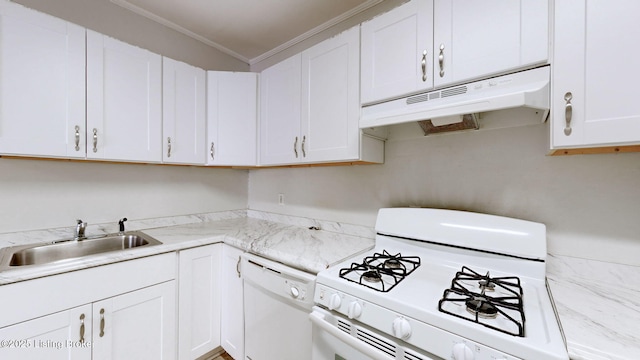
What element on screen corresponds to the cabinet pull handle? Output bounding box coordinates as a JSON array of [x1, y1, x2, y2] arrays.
[[564, 92, 573, 136], [236, 256, 241, 278], [92, 128, 98, 153], [438, 44, 445, 78], [99, 308, 105, 337], [210, 142, 215, 160], [74, 126, 81, 151], [421, 50, 427, 82], [79, 314, 85, 343], [293, 137, 298, 158], [301, 135, 306, 158], [167, 137, 172, 158]]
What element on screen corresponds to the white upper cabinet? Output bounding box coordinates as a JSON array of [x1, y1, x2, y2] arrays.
[[433, 0, 549, 88], [301, 25, 361, 163], [360, 0, 434, 105], [207, 71, 258, 166], [0, 0, 85, 158], [87, 30, 162, 163], [259, 54, 302, 165], [551, 0, 640, 151], [261, 26, 382, 166], [163, 57, 206, 165]]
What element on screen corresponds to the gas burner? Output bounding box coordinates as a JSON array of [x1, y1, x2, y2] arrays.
[[362, 270, 382, 283], [338, 249, 420, 292], [465, 292, 498, 319], [438, 266, 525, 337], [383, 258, 403, 269]]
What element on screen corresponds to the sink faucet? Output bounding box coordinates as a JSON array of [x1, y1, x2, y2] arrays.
[[118, 218, 128, 235], [74, 219, 87, 241]]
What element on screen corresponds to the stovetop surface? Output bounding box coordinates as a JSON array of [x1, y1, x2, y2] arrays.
[[316, 234, 566, 358]]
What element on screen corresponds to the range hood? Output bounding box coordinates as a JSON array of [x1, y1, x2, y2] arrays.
[[360, 66, 550, 129]]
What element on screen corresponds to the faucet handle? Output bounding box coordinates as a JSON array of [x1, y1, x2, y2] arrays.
[[118, 218, 128, 233]]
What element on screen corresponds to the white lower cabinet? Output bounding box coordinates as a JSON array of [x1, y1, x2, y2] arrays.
[[178, 244, 222, 359], [220, 245, 244, 360], [92, 281, 176, 360], [0, 253, 176, 360], [0, 304, 92, 359]]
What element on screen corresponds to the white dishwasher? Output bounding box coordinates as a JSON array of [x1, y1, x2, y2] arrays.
[[242, 252, 316, 360]]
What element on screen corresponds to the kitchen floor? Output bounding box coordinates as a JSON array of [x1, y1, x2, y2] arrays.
[[209, 353, 233, 360]]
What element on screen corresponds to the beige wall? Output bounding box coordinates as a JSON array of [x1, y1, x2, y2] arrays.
[[13, 0, 248, 70], [248, 112, 640, 267]]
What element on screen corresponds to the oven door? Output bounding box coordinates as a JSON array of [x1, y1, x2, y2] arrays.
[[310, 307, 437, 360]]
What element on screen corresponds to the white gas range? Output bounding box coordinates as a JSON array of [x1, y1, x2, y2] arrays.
[[311, 208, 568, 360]]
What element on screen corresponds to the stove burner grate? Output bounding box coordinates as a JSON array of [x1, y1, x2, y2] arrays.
[[438, 266, 525, 337], [338, 250, 420, 292]]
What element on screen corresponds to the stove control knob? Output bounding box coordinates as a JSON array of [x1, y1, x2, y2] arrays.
[[392, 317, 411, 340], [347, 301, 362, 319], [289, 286, 300, 299], [328, 293, 342, 310], [452, 343, 474, 360]]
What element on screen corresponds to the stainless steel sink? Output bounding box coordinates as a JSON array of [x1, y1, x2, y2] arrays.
[[0, 231, 162, 270]]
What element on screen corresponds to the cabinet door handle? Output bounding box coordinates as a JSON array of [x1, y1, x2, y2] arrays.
[[74, 126, 81, 151], [92, 128, 98, 153], [210, 142, 215, 160], [301, 135, 306, 158], [293, 137, 299, 158], [79, 313, 85, 343], [564, 92, 573, 136], [421, 50, 427, 82], [99, 308, 105, 337], [236, 256, 241, 278], [167, 137, 172, 158], [438, 44, 445, 78]]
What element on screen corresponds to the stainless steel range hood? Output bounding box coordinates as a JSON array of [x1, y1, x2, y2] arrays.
[[360, 66, 550, 129]]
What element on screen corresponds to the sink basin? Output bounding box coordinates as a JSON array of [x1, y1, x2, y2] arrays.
[[0, 231, 162, 269]]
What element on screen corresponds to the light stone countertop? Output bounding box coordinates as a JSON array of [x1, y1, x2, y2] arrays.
[[0, 210, 375, 285], [547, 254, 640, 360], [0, 210, 637, 360]]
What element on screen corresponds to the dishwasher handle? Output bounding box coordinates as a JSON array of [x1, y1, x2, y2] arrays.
[[309, 310, 393, 360]]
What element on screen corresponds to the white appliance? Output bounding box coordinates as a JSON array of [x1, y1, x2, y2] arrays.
[[360, 66, 550, 128], [242, 252, 316, 360], [311, 208, 568, 360]]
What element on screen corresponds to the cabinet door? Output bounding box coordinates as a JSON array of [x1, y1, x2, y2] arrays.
[[207, 71, 258, 166], [87, 30, 162, 163], [93, 281, 176, 360], [0, 304, 92, 360], [360, 0, 433, 104], [433, 0, 548, 88], [163, 57, 206, 165], [220, 245, 244, 360], [301, 26, 360, 163], [552, 0, 640, 148], [259, 54, 302, 165], [178, 245, 221, 359], [0, 1, 85, 158]]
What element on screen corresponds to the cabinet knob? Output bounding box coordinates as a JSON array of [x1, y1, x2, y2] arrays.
[[92, 128, 98, 153], [74, 125, 81, 151], [439, 44, 445, 78], [564, 92, 573, 136], [293, 137, 299, 158], [301, 135, 306, 158], [167, 137, 172, 158], [79, 313, 85, 343], [99, 308, 105, 337], [421, 50, 427, 82], [210, 142, 215, 160]]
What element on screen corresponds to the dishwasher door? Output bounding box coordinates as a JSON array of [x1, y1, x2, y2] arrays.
[[242, 253, 316, 360]]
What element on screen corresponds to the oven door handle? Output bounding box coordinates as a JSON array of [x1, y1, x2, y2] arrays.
[[309, 311, 392, 360]]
